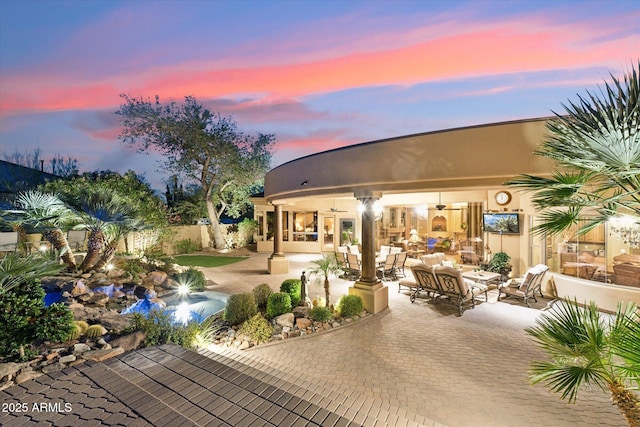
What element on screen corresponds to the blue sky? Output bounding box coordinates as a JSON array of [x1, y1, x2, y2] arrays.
[[1, 0, 638, 190]]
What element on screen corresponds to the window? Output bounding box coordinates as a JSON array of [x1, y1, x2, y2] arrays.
[[293, 212, 318, 242]]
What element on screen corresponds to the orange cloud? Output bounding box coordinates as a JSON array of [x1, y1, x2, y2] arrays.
[[1, 14, 637, 117]]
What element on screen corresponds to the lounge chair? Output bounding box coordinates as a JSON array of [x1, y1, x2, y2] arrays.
[[394, 251, 408, 278], [498, 264, 549, 307], [433, 265, 488, 316], [377, 253, 398, 281], [398, 263, 441, 303], [344, 252, 361, 280]]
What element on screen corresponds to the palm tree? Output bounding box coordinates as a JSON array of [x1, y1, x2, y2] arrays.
[[526, 300, 640, 426], [506, 62, 640, 244], [92, 218, 147, 271], [65, 188, 133, 273], [0, 252, 63, 295], [308, 253, 343, 309], [15, 191, 79, 270]]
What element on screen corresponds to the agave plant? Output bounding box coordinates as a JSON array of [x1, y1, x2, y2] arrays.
[[507, 62, 640, 243], [15, 191, 79, 270], [526, 300, 640, 426]]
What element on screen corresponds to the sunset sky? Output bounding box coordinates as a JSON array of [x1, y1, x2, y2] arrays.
[[1, 0, 638, 191]]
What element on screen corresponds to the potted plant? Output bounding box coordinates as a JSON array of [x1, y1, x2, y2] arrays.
[[486, 251, 512, 280]]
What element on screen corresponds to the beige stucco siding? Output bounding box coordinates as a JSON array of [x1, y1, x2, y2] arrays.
[[265, 118, 555, 202]]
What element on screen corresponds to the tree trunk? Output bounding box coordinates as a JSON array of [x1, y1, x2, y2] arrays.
[[42, 229, 76, 270], [608, 381, 640, 427], [92, 239, 117, 271], [79, 230, 105, 273], [324, 278, 330, 309], [206, 198, 226, 249]]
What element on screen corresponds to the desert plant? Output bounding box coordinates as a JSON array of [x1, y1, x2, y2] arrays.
[[74, 320, 90, 333], [193, 314, 230, 348], [69, 323, 83, 340], [309, 306, 332, 322], [175, 238, 201, 254], [224, 293, 258, 326], [35, 303, 75, 343], [84, 324, 107, 339], [338, 295, 364, 318], [238, 313, 274, 344], [506, 63, 640, 246], [122, 257, 145, 278], [252, 283, 272, 310], [266, 292, 292, 318], [174, 267, 206, 292], [308, 253, 342, 309], [280, 278, 301, 307], [526, 300, 640, 426]]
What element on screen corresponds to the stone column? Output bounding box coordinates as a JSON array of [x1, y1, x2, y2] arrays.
[[268, 203, 289, 274], [349, 192, 388, 313]]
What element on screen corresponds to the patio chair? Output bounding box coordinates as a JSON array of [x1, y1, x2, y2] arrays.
[[433, 265, 488, 316], [0, 231, 19, 253], [379, 245, 391, 258], [399, 263, 442, 303], [377, 253, 398, 281], [498, 264, 549, 307], [394, 251, 408, 278], [348, 245, 360, 257], [344, 252, 361, 280]]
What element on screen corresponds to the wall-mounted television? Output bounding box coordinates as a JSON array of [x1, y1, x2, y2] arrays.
[[483, 213, 520, 234]]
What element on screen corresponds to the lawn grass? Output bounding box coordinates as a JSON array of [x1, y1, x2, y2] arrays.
[[174, 255, 248, 268]]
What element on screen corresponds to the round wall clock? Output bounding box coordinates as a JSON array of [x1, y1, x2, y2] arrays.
[[495, 191, 512, 206]]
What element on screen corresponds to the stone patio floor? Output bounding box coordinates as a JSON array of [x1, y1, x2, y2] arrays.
[[0, 252, 627, 426]]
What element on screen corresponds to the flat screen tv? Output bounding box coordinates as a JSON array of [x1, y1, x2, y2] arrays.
[[483, 213, 520, 234]]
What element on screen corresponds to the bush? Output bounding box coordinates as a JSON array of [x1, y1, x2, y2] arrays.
[[122, 257, 145, 278], [238, 314, 273, 344], [266, 292, 292, 318], [309, 306, 332, 322], [131, 308, 201, 349], [224, 293, 257, 326], [175, 238, 201, 254], [174, 267, 206, 292], [338, 295, 364, 318], [280, 279, 301, 307], [252, 283, 272, 310], [35, 303, 74, 343], [0, 278, 75, 361]]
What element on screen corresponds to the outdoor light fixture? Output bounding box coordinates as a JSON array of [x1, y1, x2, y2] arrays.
[[106, 263, 114, 271], [38, 243, 48, 252], [301, 180, 308, 186]]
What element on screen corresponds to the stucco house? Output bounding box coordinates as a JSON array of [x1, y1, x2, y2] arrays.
[[253, 117, 640, 313]]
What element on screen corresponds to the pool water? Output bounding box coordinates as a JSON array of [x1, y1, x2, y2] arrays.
[[121, 291, 228, 324]]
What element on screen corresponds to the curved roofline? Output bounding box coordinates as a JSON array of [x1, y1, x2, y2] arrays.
[[270, 116, 555, 172]]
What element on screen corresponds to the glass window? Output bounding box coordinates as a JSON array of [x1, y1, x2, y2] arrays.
[[293, 211, 318, 242]]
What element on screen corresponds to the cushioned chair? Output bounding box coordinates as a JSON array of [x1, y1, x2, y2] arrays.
[[395, 251, 408, 278], [432, 265, 487, 316], [344, 253, 361, 280], [398, 263, 441, 303], [498, 264, 549, 307], [377, 253, 398, 281]]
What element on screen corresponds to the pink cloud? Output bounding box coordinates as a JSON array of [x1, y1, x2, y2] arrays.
[[0, 12, 637, 118]]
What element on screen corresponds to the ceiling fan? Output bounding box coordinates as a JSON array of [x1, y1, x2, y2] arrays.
[[433, 193, 461, 211]]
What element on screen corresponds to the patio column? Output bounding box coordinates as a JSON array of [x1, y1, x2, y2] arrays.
[[349, 192, 388, 314], [268, 203, 289, 274]]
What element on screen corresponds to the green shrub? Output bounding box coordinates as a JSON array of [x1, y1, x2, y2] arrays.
[[338, 295, 364, 318], [252, 283, 272, 310], [175, 238, 201, 254], [224, 293, 257, 326], [131, 308, 201, 349], [122, 257, 144, 278], [266, 292, 292, 318], [238, 314, 274, 344], [280, 279, 301, 307], [35, 303, 74, 343], [0, 278, 76, 361], [309, 306, 332, 322], [174, 267, 206, 292]]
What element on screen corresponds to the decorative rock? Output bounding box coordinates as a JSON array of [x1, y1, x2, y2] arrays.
[[238, 341, 250, 350], [295, 318, 312, 329], [59, 354, 76, 364], [71, 280, 88, 297], [109, 331, 146, 352], [145, 289, 158, 299], [0, 381, 15, 391], [81, 273, 92, 279], [97, 338, 108, 346], [0, 362, 24, 380], [274, 312, 294, 328], [148, 297, 166, 308], [282, 326, 291, 333], [73, 343, 92, 354], [15, 369, 42, 384], [293, 307, 310, 318], [82, 347, 124, 362], [143, 271, 168, 289], [331, 321, 341, 328], [45, 352, 59, 361], [87, 293, 109, 307], [41, 362, 64, 374]]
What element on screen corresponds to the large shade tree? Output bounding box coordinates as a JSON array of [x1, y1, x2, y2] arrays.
[[507, 62, 639, 244], [117, 95, 275, 248]]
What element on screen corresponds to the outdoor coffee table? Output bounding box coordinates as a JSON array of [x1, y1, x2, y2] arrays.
[[462, 270, 502, 287]]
